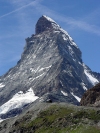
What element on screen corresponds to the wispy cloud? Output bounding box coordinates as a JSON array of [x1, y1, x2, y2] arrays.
[[68, 19, 100, 36], [0, 0, 41, 19], [82, 8, 100, 23], [1, 0, 100, 36]]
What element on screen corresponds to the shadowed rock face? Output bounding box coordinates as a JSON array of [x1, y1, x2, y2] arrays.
[[80, 83, 100, 106], [35, 15, 53, 34], [0, 15, 100, 120]]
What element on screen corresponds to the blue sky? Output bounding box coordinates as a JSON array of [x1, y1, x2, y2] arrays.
[[0, 0, 100, 76]]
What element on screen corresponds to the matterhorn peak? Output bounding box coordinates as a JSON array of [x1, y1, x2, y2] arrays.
[[35, 15, 78, 49], [43, 15, 58, 24], [35, 15, 60, 34], [0, 15, 100, 122]]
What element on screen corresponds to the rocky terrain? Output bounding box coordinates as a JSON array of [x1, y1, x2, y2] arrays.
[[80, 83, 100, 107]]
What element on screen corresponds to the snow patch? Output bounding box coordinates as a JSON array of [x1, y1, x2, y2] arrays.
[[39, 97, 44, 102], [83, 64, 99, 85], [54, 31, 60, 33], [30, 66, 51, 73], [30, 66, 40, 73], [61, 91, 68, 96], [71, 92, 81, 102], [0, 118, 3, 123], [78, 61, 82, 65], [39, 65, 52, 72], [32, 73, 45, 81], [83, 86, 87, 91], [60, 81, 64, 87], [0, 88, 39, 115], [60, 28, 69, 35], [81, 83, 87, 90], [43, 15, 60, 29], [84, 70, 99, 85], [69, 37, 78, 48], [0, 83, 5, 88], [43, 15, 56, 23], [73, 59, 76, 62], [68, 46, 74, 56], [51, 23, 60, 29], [29, 41, 34, 43], [62, 34, 68, 41]]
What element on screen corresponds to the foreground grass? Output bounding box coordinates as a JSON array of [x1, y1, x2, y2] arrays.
[[9, 104, 100, 133]]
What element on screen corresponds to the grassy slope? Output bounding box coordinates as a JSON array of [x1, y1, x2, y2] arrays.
[[8, 103, 100, 133]]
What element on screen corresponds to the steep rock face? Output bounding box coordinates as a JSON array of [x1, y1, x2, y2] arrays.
[[0, 15, 100, 120], [35, 15, 53, 34], [80, 83, 100, 107]]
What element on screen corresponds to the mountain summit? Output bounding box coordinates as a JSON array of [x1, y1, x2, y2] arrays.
[[35, 15, 61, 34], [0, 15, 100, 120]]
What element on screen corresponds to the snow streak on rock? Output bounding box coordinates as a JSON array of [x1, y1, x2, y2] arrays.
[[43, 15, 78, 49], [71, 92, 81, 102], [0, 83, 5, 88], [61, 90, 68, 96], [81, 83, 87, 91], [83, 64, 99, 85]]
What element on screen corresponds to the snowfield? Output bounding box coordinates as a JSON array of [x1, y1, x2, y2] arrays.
[[0, 88, 39, 115]]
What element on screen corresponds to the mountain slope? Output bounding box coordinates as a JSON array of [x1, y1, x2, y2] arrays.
[[0, 15, 100, 120]]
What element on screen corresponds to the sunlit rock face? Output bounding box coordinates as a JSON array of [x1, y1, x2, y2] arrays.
[[0, 15, 100, 120]]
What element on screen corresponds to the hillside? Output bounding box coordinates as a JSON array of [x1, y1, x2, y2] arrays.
[[0, 102, 100, 133]]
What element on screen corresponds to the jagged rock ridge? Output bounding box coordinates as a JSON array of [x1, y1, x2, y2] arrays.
[[0, 15, 100, 120]]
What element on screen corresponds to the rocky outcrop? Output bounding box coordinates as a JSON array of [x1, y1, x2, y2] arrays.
[[80, 83, 100, 107]]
